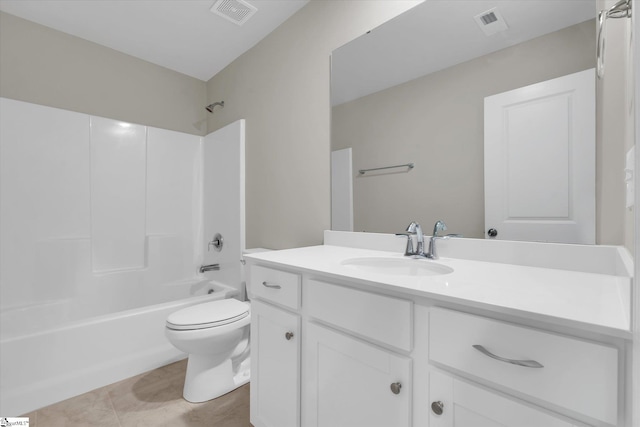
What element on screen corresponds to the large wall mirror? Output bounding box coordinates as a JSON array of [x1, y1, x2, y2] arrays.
[[331, 0, 633, 246]]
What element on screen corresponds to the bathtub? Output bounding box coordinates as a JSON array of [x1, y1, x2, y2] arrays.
[[0, 278, 238, 416]]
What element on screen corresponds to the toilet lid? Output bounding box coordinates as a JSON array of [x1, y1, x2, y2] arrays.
[[166, 299, 249, 331]]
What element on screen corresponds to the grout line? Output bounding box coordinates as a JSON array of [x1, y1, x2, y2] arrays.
[[105, 389, 123, 427]]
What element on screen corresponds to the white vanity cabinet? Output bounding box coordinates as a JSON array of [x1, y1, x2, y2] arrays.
[[247, 249, 626, 427], [249, 266, 302, 427]]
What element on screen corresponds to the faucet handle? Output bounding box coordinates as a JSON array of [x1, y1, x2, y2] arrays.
[[405, 221, 419, 233], [395, 232, 415, 256], [432, 220, 447, 237]]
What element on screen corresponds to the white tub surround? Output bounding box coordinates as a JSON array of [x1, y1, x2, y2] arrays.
[[0, 98, 248, 415], [245, 231, 632, 427]]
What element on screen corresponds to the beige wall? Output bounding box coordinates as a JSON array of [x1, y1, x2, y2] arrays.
[[332, 21, 607, 240], [205, 1, 419, 249], [0, 12, 207, 136]]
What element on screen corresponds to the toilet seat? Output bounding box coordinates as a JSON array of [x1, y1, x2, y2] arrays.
[[167, 299, 250, 331]]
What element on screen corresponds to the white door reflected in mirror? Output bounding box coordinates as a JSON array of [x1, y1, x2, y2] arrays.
[[484, 69, 596, 244]]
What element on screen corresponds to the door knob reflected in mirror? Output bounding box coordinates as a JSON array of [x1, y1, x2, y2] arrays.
[[431, 400, 444, 415]]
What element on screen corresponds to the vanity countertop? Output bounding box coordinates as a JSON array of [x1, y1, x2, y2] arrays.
[[244, 244, 631, 338]]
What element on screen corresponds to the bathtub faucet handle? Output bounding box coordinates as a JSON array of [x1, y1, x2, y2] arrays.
[[208, 233, 224, 252]]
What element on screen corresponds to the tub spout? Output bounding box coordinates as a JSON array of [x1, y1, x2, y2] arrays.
[[199, 263, 220, 273]]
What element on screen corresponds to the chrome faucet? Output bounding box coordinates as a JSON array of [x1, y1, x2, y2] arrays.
[[397, 220, 461, 259], [199, 263, 220, 273], [396, 221, 426, 257]]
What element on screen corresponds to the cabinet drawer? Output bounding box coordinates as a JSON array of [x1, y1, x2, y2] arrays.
[[249, 265, 301, 310], [306, 279, 412, 351], [429, 308, 618, 425]]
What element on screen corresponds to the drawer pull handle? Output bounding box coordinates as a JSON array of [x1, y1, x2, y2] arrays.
[[431, 401, 444, 415], [262, 281, 281, 289], [472, 345, 544, 368], [285, 331, 294, 340], [390, 382, 402, 395]]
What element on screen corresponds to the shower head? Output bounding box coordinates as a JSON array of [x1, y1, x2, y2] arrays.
[[205, 101, 225, 113]]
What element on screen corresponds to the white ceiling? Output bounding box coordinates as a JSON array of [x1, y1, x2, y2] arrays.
[[0, 0, 309, 81], [332, 0, 596, 105]]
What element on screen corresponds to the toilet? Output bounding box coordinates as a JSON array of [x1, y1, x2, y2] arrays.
[[165, 298, 251, 403], [165, 248, 270, 403]]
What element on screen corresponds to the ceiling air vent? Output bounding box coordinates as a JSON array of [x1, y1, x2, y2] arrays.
[[210, 0, 257, 26], [474, 8, 508, 36]]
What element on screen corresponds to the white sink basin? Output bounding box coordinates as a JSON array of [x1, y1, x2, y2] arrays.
[[340, 257, 454, 277]]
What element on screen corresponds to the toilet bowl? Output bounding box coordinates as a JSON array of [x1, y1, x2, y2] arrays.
[[165, 298, 251, 403]]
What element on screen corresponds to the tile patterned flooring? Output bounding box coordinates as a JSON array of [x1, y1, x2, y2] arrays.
[[21, 359, 252, 427]]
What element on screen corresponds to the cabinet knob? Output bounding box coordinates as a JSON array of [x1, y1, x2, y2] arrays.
[[285, 331, 294, 340], [431, 401, 444, 415], [487, 228, 498, 238], [390, 382, 402, 395]]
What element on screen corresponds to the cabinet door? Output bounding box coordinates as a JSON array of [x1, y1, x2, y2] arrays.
[[303, 322, 412, 427], [250, 300, 300, 427], [429, 371, 578, 427]]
